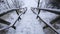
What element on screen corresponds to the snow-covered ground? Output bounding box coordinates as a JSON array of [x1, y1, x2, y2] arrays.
[[15, 0, 44, 34]]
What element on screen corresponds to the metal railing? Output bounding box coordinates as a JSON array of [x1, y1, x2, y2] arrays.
[[31, 7, 60, 34], [0, 7, 27, 31]]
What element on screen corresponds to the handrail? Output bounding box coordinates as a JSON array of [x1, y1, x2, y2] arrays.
[[31, 7, 60, 15], [0, 7, 27, 30], [0, 7, 27, 17], [38, 16, 59, 34], [31, 7, 60, 34], [0, 15, 19, 31]]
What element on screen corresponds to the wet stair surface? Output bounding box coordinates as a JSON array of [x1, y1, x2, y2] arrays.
[[15, 0, 44, 34], [16, 8, 44, 34]]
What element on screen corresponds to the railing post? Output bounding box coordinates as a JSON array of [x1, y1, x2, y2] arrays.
[[36, 0, 40, 19]]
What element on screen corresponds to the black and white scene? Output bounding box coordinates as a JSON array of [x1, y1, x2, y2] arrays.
[[0, 0, 60, 34]]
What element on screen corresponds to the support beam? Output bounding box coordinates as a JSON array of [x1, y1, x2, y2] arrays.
[[36, 0, 40, 18]]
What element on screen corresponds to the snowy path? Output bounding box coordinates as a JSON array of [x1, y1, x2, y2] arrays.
[[16, 0, 44, 34]]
